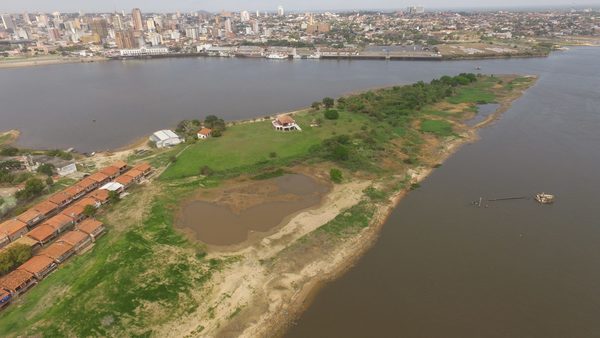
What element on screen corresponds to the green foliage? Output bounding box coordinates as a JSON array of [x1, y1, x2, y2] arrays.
[[329, 168, 343, 183], [0, 147, 19, 156], [324, 109, 340, 120], [15, 178, 45, 200], [322, 97, 335, 109], [199, 165, 214, 176], [83, 205, 97, 217], [364, 186, 388, 201], [175, 119, 201, 137], [318, 202, 374, 237], [45, 176, 54, 186], [37, 163, 55, 177], [46, 149, 73, 160], [0, 244, 32, 276], [269, 151, 277, 158], [108, 190, 120, 204], [204, 115, 227, 134], [311, 102, 321, 110], [0, 160, 22, 171], [420, 119, 454, 137]]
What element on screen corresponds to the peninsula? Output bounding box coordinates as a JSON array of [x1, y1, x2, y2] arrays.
[[0, 74, 536, 337]]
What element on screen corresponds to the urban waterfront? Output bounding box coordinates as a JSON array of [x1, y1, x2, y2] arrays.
[[286, 47, 600, 337], [0, 48, 595, 152]]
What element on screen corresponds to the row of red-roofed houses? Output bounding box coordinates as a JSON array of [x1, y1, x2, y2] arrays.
[[0, 218, 106, 309], [0, 161, 152, 251], [0, 161, 152, 310]]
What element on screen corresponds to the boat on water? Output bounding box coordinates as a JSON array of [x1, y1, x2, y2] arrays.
[[535, 193, 555, 204], [266, 53, 288, 60]]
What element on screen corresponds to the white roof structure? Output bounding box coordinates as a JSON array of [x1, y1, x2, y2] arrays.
[[99, 182, 125, 192], [149, 130, 182, 148], [151, 130, 179, 142]]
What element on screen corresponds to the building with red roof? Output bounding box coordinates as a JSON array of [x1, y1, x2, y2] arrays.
[[58, 230, 92, 253], [40, 242, 74, 264], [0, 270, 36, 295], [0, 219, 28, 242], [18, 255, 57, 280], [77, 219, 105, 240]]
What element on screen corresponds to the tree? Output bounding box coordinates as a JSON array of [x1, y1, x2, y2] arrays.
[[311, 102, 321, 110], [15, 178, 45, 200], [322, 97, 335, 109], [0, 244, 32, 275], [83, 205, 97, 217], [324, 109, 340, 120], [108, 190, 120, 204], [37, 163, 55, 177], [330, 168, 343, 183], [45, 176, 54, 186]]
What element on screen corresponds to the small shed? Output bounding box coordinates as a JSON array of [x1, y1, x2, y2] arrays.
[[149, 130, 182, 148]]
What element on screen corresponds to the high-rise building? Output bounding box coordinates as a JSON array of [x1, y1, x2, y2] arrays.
[[252, 20, 259, 35], [224, 18, 232, 33], [115, 29, 137, 48], [407, 6, 425, 14], [22, 12, 31, 25], [132, 8, 144, 31], [277, 6, 285, 16], [91, 19, 109, 38], [1, 14, 16, 31], [146, 18, 156, 31], [240, 11, 250, 22], [112, 14, 123, 30], [185, 27, 199, 40]]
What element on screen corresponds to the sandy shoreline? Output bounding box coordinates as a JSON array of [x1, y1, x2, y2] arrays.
[[0, 56, 107, 69]]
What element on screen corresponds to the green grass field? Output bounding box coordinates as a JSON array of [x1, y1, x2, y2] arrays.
[[161, 111, 371, 180], [447, 77, 497, 104], [420, 119, 455, 137]]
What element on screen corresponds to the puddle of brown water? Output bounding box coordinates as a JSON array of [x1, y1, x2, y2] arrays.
[[177, 174, 329, 246]]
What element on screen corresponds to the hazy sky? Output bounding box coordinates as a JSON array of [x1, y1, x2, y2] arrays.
[[2, 0, 595, 13]]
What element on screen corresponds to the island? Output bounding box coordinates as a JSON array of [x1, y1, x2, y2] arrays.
[[0, 74, 537, 337]]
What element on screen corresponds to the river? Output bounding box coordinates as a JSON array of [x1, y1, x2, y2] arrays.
[[1, 48, 599, 337]]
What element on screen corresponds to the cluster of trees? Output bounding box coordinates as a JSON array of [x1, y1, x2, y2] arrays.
[[176, 119, 202, 138], [15, 178, 46, 201], [46, 149, 73, 160], [0, 147, 19, 156], [0, 244, 32, 275], [343, 73, 478, 119], [203, 115, 226, 137]]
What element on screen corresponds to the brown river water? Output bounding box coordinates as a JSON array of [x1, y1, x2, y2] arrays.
[[177, 174, 329, 246]]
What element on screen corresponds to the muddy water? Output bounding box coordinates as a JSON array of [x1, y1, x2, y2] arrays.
[[178, 174, 328, 246]]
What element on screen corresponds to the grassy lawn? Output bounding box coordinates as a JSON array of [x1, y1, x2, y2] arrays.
[[161, 111, 371, 180]]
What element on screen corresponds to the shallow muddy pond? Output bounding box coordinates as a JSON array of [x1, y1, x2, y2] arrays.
[[177, 174, 329, 246]]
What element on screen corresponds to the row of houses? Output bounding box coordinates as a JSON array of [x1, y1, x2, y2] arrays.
[[0, 161, 152, 250], [0, 219, 106, 308], [0, 161, 153, 310]]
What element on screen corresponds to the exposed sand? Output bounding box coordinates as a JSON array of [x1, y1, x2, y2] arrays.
[[0, 56, 107, 69]]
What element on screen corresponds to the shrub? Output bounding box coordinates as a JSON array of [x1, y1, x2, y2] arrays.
[[324, 109, 340, 120], [311, 102, 321, 110], [199, 165, 214, 176], [322, 97, 335, 109], [37, 163, 55, 177], [330, 168, 343, 183], [83, 205, 97, 217], [0, 147, 19, 156], [269, 152, 277, 158]]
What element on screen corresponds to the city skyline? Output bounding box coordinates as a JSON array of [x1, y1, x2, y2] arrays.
[[1, 0, 598, 13]]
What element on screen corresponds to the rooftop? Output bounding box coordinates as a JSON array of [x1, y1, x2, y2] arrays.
[[0, 219, 28, 237], [59, 230, 89, 246], [0, 270, 34, 291], [40, 242, 74, 260], [77, 219, 104, 235], [27, 224, 57, 242], [32, 200, 59, 215], [18, 255, 55, 275]]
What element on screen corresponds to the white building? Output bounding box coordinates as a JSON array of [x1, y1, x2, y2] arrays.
[[149, 130, 182, 148], [277, 6, 285, 16], [119, 47, 169, 57]]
